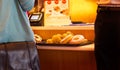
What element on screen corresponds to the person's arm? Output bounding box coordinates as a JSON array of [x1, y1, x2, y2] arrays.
[[18, 0, 35, 11]]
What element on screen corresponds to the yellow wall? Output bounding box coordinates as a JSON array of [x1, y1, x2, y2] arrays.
[[69, 0, 98, 23]]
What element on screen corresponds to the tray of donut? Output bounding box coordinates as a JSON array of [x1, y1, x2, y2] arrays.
[[34, 31, 93, 46]]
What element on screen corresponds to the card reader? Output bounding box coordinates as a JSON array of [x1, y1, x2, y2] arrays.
[[29, 12, 44, 26]]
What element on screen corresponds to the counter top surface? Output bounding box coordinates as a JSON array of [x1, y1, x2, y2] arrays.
[[37, 43, 94, 51], [32, 25, 94, 30]]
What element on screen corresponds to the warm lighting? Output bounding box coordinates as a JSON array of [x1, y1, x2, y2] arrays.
[[69, 0, 98, 23]]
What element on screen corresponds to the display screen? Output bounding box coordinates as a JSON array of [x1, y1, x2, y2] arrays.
[[30, 15, 39, 20]]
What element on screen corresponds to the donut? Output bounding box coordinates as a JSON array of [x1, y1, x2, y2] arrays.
[[69, 35, 85, 44], [52, 34, 62, 44], [34, 34, 42, 43], [46, 39, 53, 44], [60, 34, 73, 44]]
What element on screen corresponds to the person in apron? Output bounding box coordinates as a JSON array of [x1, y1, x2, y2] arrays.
[[0, 0, 40, 70], [95, 0, 120, 70]]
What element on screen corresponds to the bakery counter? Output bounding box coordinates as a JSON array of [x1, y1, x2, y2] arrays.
[[37, 44, 96, 70], [33, 25, 96, 70]]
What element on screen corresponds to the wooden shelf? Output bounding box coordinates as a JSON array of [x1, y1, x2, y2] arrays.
[[31, 25, 94, 30], [37, 43, 94, 51]]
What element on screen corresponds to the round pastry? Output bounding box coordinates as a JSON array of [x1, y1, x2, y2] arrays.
[[61, 31, 74, 39], [69, 35, 85, 44], [52, 34, 62, 44], [60, 34, 73, 44], [46, 39, 53, 44], [34, 34, 42, 43]]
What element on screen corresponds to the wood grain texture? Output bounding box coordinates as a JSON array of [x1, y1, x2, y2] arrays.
[[37, 49, 96, 70]]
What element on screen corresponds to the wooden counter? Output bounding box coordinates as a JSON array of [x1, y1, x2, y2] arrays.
[[37, 44, 96, 70], [33, 25, 96, 70]]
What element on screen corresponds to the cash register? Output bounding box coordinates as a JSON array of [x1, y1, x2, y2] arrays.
[[29, 12, 44, 26]]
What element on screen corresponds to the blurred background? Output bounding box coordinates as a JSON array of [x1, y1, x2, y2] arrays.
[[29, 0, 98, 24]]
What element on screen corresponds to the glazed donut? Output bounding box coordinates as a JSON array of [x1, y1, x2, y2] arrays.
[[46, 39, 53, 44], [34, 34, 42, 43], [60, 34, 73, 44], [69, 35, 85, 44]]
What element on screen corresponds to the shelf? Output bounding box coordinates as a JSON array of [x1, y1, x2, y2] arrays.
[[31, 25, 94, 30], [37, 43, 94, 51]]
